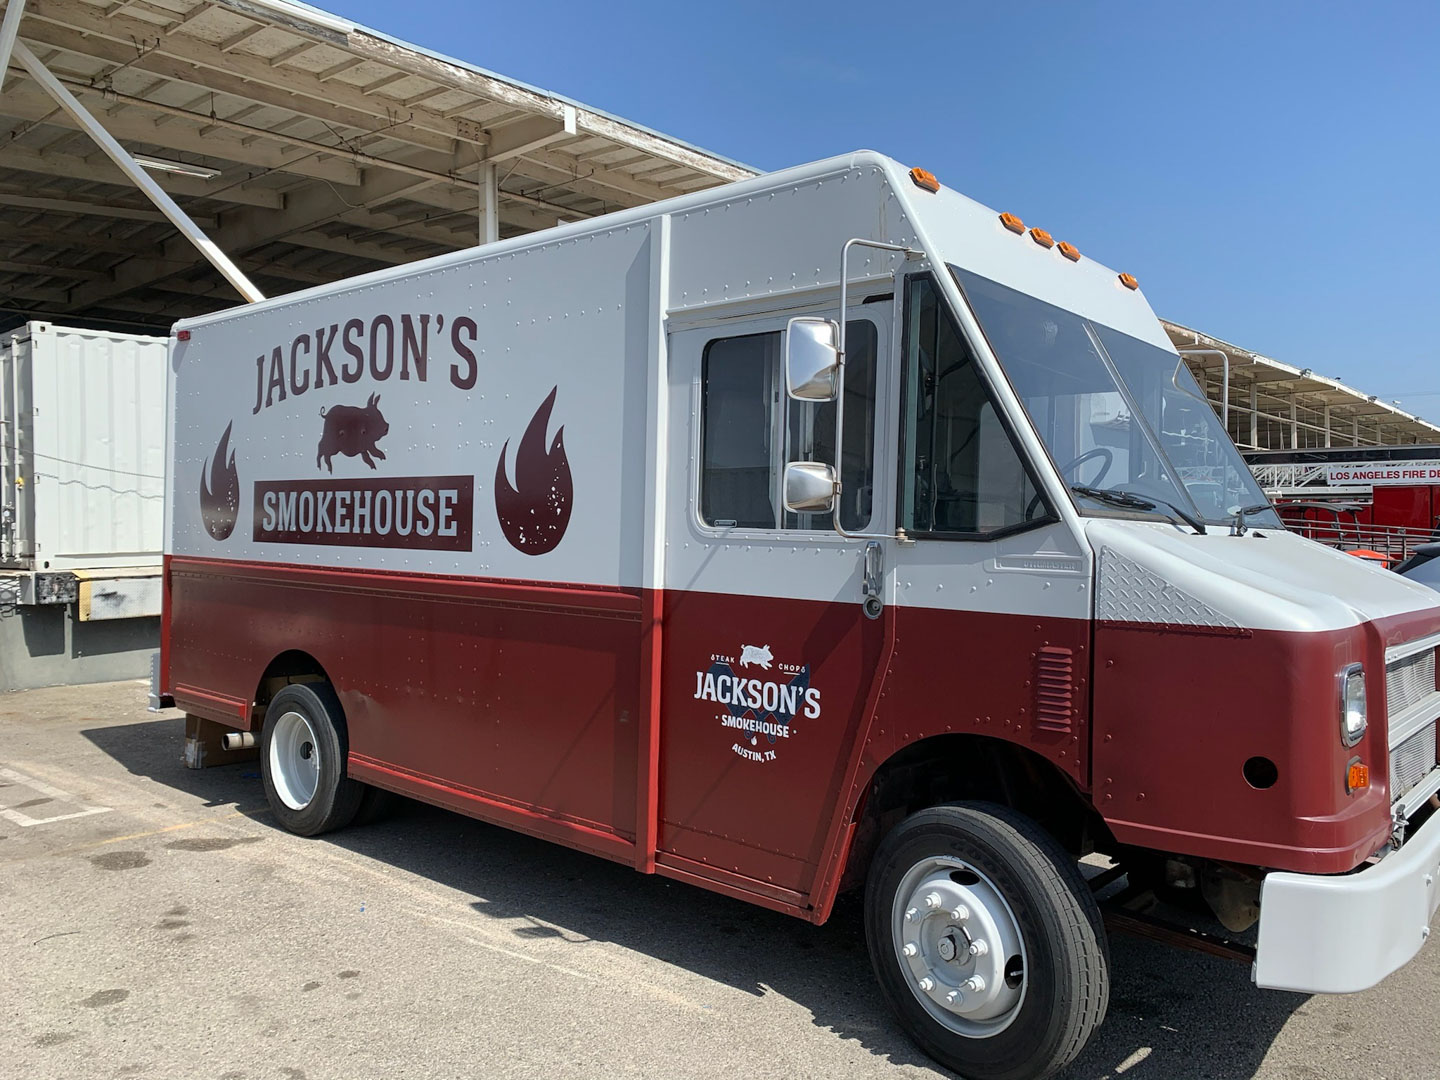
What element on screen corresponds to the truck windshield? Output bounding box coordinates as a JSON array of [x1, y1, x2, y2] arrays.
[[953, 268, 1279, 528]]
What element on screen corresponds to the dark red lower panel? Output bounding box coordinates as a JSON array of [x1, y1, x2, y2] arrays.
[[166, 555, 1434, 920], [169, 556, 642, 842], [657, 593, 1090, 899], [1091, 613, 1439, 875]]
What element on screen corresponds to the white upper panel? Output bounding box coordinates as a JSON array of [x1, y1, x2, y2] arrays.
[[170, 224, 655, 587]]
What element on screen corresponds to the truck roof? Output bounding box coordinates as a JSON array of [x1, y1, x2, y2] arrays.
[[175, 150, 1165, 352]]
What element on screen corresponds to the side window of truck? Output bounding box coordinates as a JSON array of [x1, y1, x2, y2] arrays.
[[700, 321, 878, 532], [900, 277, 1046, 536]]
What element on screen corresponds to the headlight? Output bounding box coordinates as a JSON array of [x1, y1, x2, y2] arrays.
[[1339, 664, 1367, 746]]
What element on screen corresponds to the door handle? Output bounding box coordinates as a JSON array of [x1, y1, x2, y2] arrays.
[[862, 540, 883, 620]]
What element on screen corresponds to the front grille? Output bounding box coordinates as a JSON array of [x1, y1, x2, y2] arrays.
[[1390, 722, 1438, 800], [1386, 648, 1437, 717]]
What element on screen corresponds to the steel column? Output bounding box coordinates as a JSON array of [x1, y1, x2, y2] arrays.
[[11, 39, 264, 303], [481, 162, 498, 245]]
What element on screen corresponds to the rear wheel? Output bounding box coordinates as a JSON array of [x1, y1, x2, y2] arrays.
[[865, 802, 1108, 1080], [260, 682, 363, 836]]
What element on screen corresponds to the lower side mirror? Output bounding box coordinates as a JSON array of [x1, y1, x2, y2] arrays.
[[784, 461, 836, 513]]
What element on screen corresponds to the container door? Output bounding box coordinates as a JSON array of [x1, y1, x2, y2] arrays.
[[659, 305, 894, 896]]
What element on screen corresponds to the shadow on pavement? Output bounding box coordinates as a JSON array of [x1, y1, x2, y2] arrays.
[[84, 716, 1304, 1079]]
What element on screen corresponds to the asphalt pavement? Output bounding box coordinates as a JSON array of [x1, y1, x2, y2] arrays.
[[2, 680, 1436, 1080]]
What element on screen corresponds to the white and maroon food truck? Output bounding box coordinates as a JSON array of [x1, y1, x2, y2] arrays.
[[159, 151, 1440, 1080]]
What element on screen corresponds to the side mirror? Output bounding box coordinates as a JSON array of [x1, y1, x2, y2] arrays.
[[783, 461, 836, 513], [785, 317, 839, 401]]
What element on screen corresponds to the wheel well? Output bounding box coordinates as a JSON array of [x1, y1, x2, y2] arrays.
[[250, 650, 330, 727], [838, 734, 1110, 894]]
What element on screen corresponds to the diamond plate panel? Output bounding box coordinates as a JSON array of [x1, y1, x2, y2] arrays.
[[1095, 547, 1241, 631]]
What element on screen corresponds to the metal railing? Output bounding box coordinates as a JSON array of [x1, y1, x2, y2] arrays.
[[1281, 516, 1436, 563]]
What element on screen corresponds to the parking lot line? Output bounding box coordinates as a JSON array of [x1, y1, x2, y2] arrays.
[[0, 765, 111, 827]]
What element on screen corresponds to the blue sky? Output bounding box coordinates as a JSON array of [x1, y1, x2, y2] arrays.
[[328, 1, 1439, 408]]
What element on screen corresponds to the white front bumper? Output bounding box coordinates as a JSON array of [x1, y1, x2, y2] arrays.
[[1254, 808, 1440, 993]]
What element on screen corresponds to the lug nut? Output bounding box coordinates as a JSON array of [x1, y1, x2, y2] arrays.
[[969, 939, 989, 957], [924, 892, 943, 909], [918, 977, 934, 992], [902, 943, 917, 957], [946, 989, 964, 1006], [904, 907, 919, 923], [964, 976, 986, 993], [950, 905, 970, 922]]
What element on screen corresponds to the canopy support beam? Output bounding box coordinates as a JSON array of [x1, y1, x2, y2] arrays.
[[11, 38, 265, 303]]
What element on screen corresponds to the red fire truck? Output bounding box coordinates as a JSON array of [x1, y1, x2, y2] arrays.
[[1248, 446, 1440, 565], [159, 152, 1440, 1080]]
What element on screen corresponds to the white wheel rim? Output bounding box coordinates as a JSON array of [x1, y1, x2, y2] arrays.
[[269, 710, 321, 811], [890, 856, 1028, 1038]]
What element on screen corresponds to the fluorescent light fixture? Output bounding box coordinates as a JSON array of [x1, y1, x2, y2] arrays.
[[133, 155, 221, 180]]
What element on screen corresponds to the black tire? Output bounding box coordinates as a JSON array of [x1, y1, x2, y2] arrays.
[[354, 784, 398, 826], [864, 802, 1109, 1080], [259, 682, 364, 837]]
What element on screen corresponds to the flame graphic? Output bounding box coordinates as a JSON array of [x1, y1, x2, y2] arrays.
[[199, 420, 240, 541], [494, 387, 572, 555]]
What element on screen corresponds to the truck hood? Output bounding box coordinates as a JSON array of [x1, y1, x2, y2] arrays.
[[1085, 519, 1440, 634]]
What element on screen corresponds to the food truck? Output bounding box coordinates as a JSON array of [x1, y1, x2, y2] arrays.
[[159, 151, 1440, 1080]]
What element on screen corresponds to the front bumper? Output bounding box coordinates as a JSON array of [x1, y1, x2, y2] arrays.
[[1254, 805, 1440, 993]]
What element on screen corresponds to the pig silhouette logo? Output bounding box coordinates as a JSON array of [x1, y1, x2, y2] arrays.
[[739, 644, 773, 670], [317, 393, 389, 473], [494, 386, 572, 555], [199, 421, 240, 541]]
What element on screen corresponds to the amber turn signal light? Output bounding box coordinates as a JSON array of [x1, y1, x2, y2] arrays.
[[1057, 241, 1081, 262], [1029, 227, 1054, 249], [1346, 760, 1370, 793], [1118, 273, 1139, 290], [909, 167, 940, 193], [999, 212, 1025, 234]]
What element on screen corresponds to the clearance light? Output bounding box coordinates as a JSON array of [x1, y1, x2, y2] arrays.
[[1347, 760, 1370, 793], [1057, 241, 1081, 262], [176, 329, 191, 341], [1119, 272, 1139, 290], [1030, 227, 1054, 249], [999, 212, 1025, 234], [909, 167, 941, 193]]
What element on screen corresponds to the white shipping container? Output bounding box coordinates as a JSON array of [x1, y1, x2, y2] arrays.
[[1, 322, 167, 571]]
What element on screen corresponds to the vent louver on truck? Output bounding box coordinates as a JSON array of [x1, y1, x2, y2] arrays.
[[1035, 646, 1076, 734]]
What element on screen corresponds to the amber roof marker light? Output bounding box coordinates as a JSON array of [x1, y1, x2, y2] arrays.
[[999, 212, 1025, 234], [1029, 227, 1054, 249], [1057, 241, 1081, 262], [1118, 273, 1139, 290], [909, 167, 940, 193]]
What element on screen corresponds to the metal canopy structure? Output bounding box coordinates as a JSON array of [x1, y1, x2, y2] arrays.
[[1166, 320, 1440, 453], [0, 0, 754, 333]]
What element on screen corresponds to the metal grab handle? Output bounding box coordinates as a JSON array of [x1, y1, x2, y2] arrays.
[[832, 237, 923, 543], [862, 540, 884, 619]]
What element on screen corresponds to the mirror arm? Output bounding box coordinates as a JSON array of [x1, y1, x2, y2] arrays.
[[833, 238, 924, 542]]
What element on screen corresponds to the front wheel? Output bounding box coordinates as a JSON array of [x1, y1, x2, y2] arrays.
[[260, 682, 364, 836], [864, 803, 1109, 1080]]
